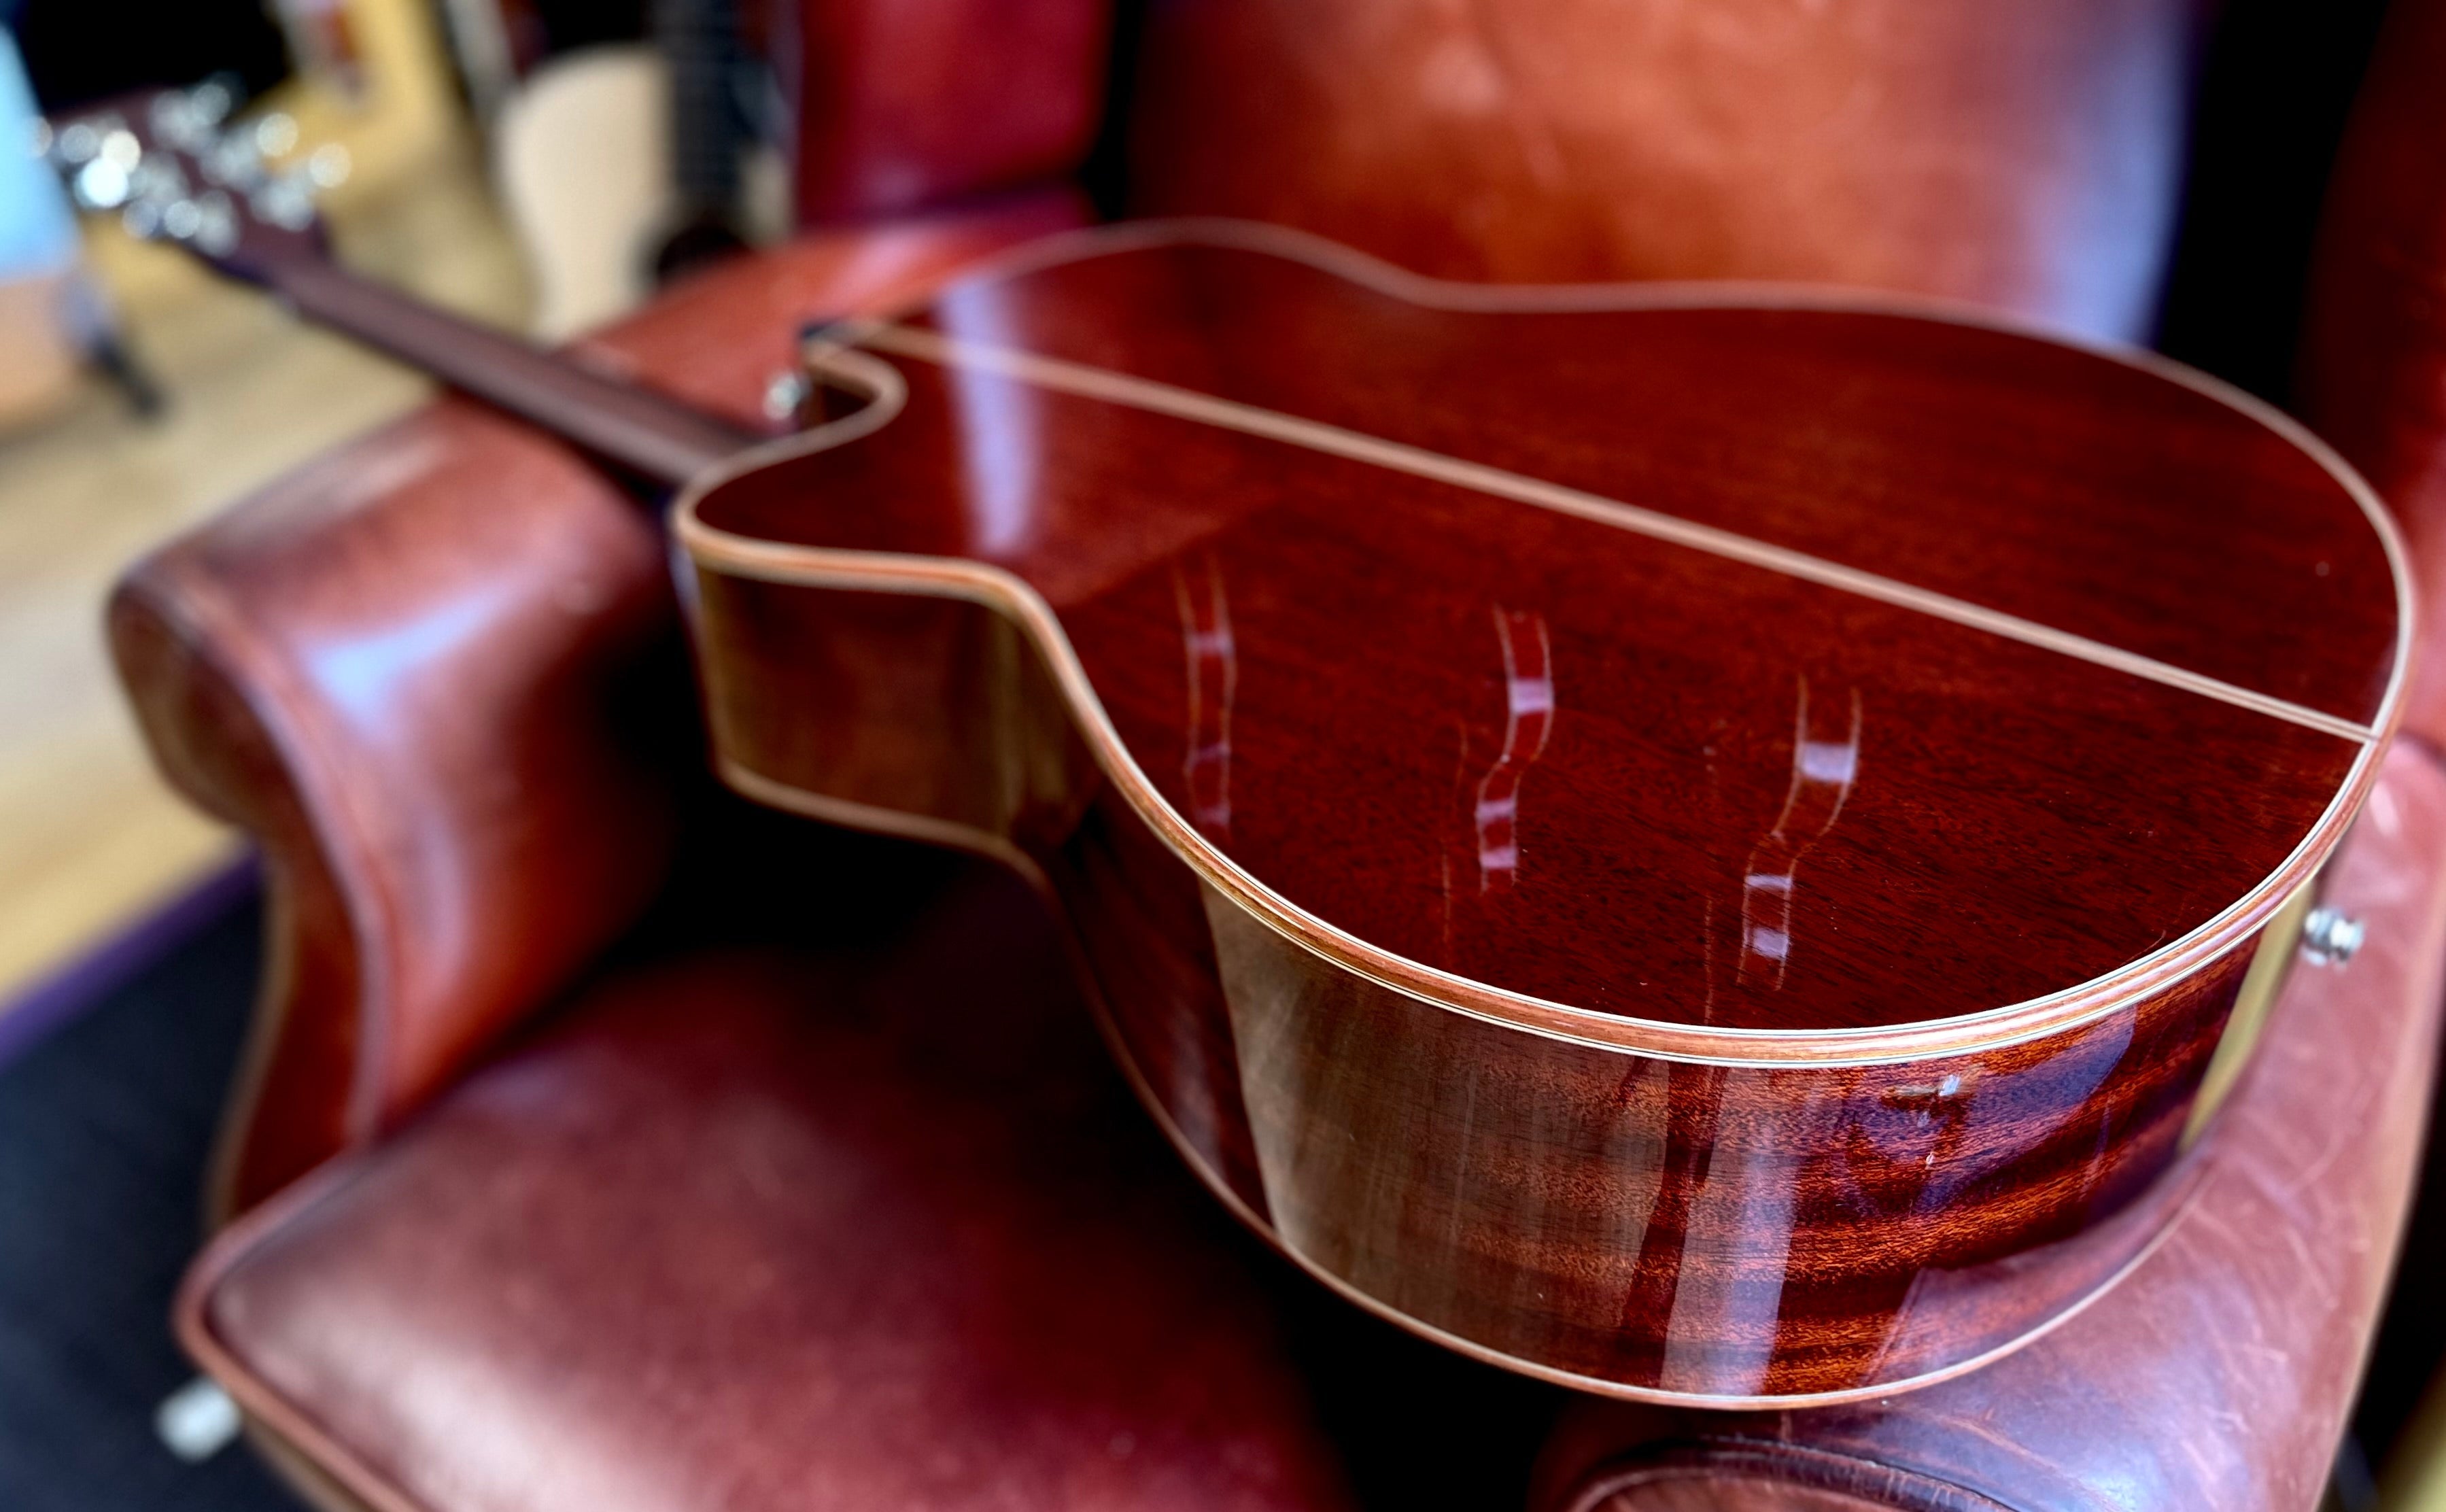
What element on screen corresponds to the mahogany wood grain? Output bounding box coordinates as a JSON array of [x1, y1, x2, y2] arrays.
[[1533, 740, 2446, 1509], [674, 225, 2408, 1401]]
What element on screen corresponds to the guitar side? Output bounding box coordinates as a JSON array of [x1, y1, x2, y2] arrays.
[[679, 477, 2271, 1404]]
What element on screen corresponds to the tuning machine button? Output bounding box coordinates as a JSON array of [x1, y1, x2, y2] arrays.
[[252, 172, 318, 232], [190, 190, 239, 256], [50, 119, 99, 166], [59, 114, 141, 210]]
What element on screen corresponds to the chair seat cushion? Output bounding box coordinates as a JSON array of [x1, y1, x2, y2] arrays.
[[177, 860, 1358, 1512]]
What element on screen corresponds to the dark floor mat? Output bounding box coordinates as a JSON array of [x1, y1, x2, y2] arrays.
[[0, 888, 303, 1511]]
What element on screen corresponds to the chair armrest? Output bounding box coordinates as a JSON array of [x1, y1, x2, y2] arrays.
[[1532, 740, 2446, 1511], [108, 199, 1090, 1217], [110, 402, 683, 1216]]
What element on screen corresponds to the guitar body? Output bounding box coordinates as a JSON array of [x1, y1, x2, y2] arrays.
[[676, 222, 2407, 1404]]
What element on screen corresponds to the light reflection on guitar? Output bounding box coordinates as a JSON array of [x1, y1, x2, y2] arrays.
[[1176, 551, 1237, 841], [1738, 678, 1863, 990], [1475, 607, 1554, 893]]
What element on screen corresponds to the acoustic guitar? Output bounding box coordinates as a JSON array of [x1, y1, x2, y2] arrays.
[[80, 86, 2410, 1406]]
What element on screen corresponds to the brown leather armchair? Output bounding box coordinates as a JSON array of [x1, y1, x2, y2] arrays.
[[109, 3, 2446, 1508]]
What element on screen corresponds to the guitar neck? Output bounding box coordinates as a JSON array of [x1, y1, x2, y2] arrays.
[[266, 256, 761, 489]]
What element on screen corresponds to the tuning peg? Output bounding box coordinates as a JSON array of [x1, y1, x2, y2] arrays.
[[252, 170, 317, 232], [71, 161, 126, 209], [191, 190, 240, 256], [252, 112, 299, 160], [141, 188, 238, 256], [156, 197, 201, 242], [54, 112, 142, 210], [50, 118, 99, 167], [201, 128, 265, 190], [129, 152, 187, 206], [115, 150, 187, 243], [305, 143, 350, 190], [148, 91, 207, 153], [187, 75, 238, 130]]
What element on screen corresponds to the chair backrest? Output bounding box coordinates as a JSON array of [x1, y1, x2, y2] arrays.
[[1122, 0, 2205, 342], [782, 0, 1112, 222], [2300, 0, 2446, 744], [781, 1, 2207, 342]]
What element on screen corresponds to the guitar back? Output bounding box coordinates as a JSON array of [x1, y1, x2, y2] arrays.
[[676, 225, 2406, 1401]]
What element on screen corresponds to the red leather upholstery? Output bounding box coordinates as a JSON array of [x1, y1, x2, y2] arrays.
[[2301, 0, 2446, 745], [1127, 0, 2203, 341], [110, 195, 1088, 1214], [118, 6, 2446, 1506], [181, 852, 1362, 1512], [782, 0, 1112, 223], [773, 0, 2206, 337], [171, 732, 2446, 1512], [109, 402, 676, 1217], [1532, 743, 2446, 1511]]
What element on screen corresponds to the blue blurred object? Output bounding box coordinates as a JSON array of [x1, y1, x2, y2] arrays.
[[0, 26, 76, 281]]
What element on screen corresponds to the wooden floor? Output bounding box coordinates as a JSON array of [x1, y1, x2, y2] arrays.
[[0, 150, 528, 1014]]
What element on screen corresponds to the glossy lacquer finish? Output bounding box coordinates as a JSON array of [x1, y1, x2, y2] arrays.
[[676, 224, 2409, 1402]]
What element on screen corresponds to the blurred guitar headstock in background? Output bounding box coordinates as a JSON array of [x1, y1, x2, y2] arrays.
[[44, 80, 347, 284]]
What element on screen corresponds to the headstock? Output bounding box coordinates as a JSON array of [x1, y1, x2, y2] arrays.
[[44, 79, 350, 284]]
